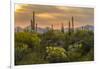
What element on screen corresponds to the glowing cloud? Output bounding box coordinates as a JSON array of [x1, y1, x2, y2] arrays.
[[36, 13, 55, 19], [15, 4, 94, 29]]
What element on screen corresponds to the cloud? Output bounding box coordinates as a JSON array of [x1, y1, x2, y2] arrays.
[[15, 4, 94, 29], [36, 13, 56, 19]]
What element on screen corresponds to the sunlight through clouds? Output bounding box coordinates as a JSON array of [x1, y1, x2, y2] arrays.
[[15, 4, 94, 29], [36, 13, 56, 19]]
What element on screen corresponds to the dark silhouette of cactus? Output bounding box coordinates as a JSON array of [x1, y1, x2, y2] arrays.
[[68, 20, 71, 35], [82, 26, 84, 30], [31, 11, 35, 31], [72, 16, 74, 32], [30, 19, 33, 32], [61, 23, 64, 33], [32, 11, 35, 30], [35, 23, 37, 32], [51, 24, 54, 31]]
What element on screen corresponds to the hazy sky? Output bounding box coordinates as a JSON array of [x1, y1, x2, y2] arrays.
[[15, 4, 94, 29]]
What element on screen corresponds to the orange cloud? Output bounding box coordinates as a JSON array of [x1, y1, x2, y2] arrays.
[[56, 6, 70, 11], [36, 13, 56, 19], [15, 4, 94, 29]]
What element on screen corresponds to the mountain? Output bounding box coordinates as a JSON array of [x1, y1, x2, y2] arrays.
[[24, 26, 32, 32], [24, 26, 48, 33], [15, 25, 94, 33], [64, 25, 94, 32], [77, 25, 94, 31], [36, 27, 48, 33], [15, 27, 24, 32]]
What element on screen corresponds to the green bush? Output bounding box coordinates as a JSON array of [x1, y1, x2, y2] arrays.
[[46, 46, 68, 63], [17, 52, 48, 65], [41, 30, 65, 46], [15, 43, 31, 65], [15, 32, 41, 51], [67, 43, 83, 61], [15, 30, 94, 65]]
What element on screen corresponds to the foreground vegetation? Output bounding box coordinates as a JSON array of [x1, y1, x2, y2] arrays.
[[15, 29, 94, 65]]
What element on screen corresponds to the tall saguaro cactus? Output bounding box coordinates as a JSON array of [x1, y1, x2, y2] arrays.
[[61, 23, 64, 33], [30, 19, 33, 32], [32, 11, 35, 30], [51, 24, 54, 31], [72, 16, 74, 32], [68, 20, 71, 35], [31, 11, 35, 31]]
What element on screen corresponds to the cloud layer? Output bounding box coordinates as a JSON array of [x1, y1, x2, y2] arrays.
[[15, 4, 94, 29]]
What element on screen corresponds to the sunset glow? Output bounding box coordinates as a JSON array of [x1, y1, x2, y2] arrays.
[[15, 4, 94, 29], [15, 4, 22, 12]]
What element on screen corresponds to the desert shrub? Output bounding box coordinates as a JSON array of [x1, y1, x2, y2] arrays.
[[15, 43, 31, 65], [17, 52, 48, 65], [46, 46, 69, 63], [15, 32, 41, 51], [67, 43, 84, 61]]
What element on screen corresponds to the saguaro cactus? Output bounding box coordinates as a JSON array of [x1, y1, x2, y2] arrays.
[[61, 23, 64, 33], [68, 21, 71, 35], [72, 16, 74, 32], [51, 24, 54, 31], [30, 19, 33, 31], [31, 11, 35, 31], [32, 11, 35, 30]]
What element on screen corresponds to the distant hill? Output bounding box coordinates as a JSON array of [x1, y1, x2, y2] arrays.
[[64, 25, 94, 32], [36, 27, 48, 33], [15, 25, 94, 33], [77, 25, 94, 31], [15, 27, 24, 32], [24, 26, 48, 33]]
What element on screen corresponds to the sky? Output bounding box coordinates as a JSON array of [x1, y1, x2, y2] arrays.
[[15, 4, 94, 29]]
